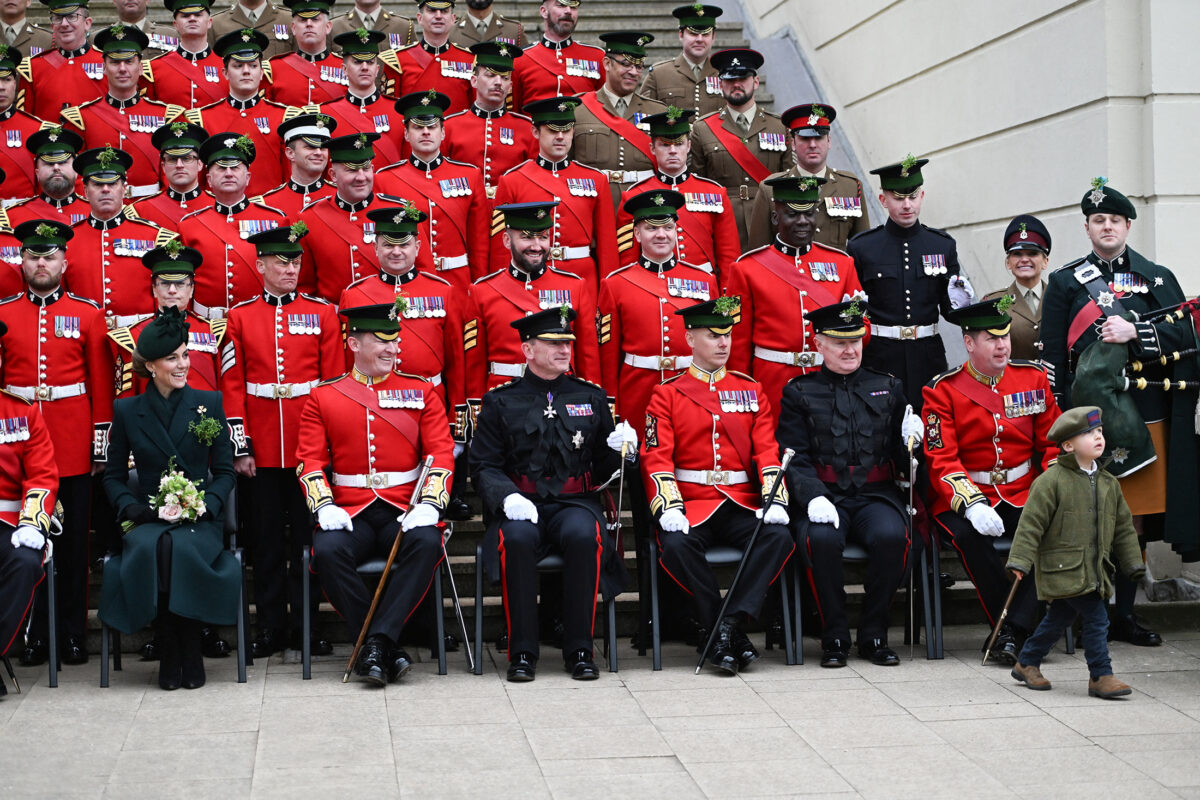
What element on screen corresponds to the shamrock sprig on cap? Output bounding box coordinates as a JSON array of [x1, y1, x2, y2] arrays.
[[996, 294, 1016, 314], [713, 295, 739, 317]]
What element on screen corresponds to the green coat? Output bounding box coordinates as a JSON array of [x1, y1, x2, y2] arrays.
[[98, 385, 240, 634], [1006, 453, 1144, 601]]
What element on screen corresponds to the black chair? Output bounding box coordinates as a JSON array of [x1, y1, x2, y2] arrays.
[[646, 542, 796, 671], [299, 543, 449, 680], [3, 550, 58, 692], [472, 543, 619, 675]]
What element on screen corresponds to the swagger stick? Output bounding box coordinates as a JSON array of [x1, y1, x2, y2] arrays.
[[906, 435, 917, 660], [695, 449, 795, 675], [343, 455, 436, 683], [982, 571, 1023, 666]]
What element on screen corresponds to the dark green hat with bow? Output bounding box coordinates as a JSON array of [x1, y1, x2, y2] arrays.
[[137, 306, 190, 360]]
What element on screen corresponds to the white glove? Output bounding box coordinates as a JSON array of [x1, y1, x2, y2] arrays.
[[658, 507, 689, 534], [453, 443, 465, 459], [606, 421, 638, 456], [965, 502, 1005, 537], [503, 493, 538, 523], [807, 496, 839, 528], [401, 502, 439, 532], [11, 526, 45, 550], [947, 274, 976, 309], [316, 504, 353, 531], [757, 503, 790, 526], [901, 404, 924, 446]]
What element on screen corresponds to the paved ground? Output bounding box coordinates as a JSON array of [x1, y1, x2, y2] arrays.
[[2, 624, 1199, 799]]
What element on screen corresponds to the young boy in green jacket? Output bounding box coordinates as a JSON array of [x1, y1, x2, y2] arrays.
[[1006, 406, 1145, 699]]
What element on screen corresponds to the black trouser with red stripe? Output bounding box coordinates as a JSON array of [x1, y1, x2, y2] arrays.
[[657, 501, 794, 630], [937, 501, 1038, 632], [312, 499, 443, 644], [0, 522, 45, 656], [806, 496, 910, 646], [498, 500, 601, 662]]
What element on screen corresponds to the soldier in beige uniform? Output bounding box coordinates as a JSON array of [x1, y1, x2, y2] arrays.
[[1, 0, 52, 56], [209, 0, 295, 59], [640, 4, 724, 119], [449, 0, 525, 48], [983, 214, 1051, 362], [570, 31, 667, 209], [688, 48, 790, 248], [747, 103, 869, 252], [329, 0, 415, 53]]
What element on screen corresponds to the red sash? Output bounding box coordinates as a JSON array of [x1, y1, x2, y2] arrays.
[[578, 92, 654, 162], [512, 168, 590, 237], [700, 116, 771, 184], [754, 248, 840, 308], [945, 370, 1034, 444], [86, 102, 166, 172], [670, 375, 753, 467], [1066, 300, 1103, 350], [330, 376, 422, 444]]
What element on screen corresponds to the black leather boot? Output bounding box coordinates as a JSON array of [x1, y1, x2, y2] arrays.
[[179, 618, 206, 690], [155, 613, 181, 691]]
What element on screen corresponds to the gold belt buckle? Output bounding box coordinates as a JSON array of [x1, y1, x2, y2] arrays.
[[706, 470, 728, 485], [370, 473, 387, 488], [35, 385, 51, 401], [106, 316, 117, 330], [793, 351, 815, 367], [738, 185, 750, 200], [272, 384, 292, 399], [609, 170, 623, 182], [990, 468, 1008, 485], [549, 246, 564, 260], [485, 185, 496, 199], [900, 326, 917, 340], [658, 356, 676, 370]]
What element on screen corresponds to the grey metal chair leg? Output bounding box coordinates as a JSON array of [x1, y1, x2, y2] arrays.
[[301, 546, 311, 680], [606, 598, 618, 673], [792, 562, 804, 665], [112, 631, 122, 671], [235, 549, 247, 683], [473, 544, 484, 676], [780, 567, 796, 666], [649, 540, 661, 671], [919, 548, 935, 659], [46, 555, 58, 688], [435, 564, 447, 675], [931, 544, 944, 659], [99, 623, 109, 688]]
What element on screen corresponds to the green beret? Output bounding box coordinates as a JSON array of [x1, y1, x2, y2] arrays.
[[1081, 177, 1137, 220], [137, 306, 190, 361], [1048, 406, 1103, 445]]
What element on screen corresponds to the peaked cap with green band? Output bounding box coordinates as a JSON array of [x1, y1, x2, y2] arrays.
[[469, 41, 521, 74], [282, 0, 332, 18], [644, 107, 695, 140], [340, 303, 401, 340], [766, 175, 826, 212], [39, 0, 90, 15], [199, 132, 256, 165], [321, 132, 379, 164], [511, 305, 577, 342], [804, 299, 869, 339], [164, 0, 213, 15], [522, 96, 580, 128], [151, 120, 209, 155], [1081, 176, 1137, 219], [0, 43, 21, 78], [672, 4, 722, 32], [947, 295, 1014, 335], [497, 200, 558, 232], [26, 125, 84, 162], [623, 188, 684, 223], [75, 145, 133, 183], [142, 240, 203, 279], [14, 218, 73, 253], [214, 28, 269, 61], [247, 222, 308, 258], [676, 295, 740, 332], [137, 306, 190, 361], [599, 31, 654, 63], [94, 24, 149, 59], [334, 28, 387, 59], [870, 154, 928, 195], [367, 201, 428, 242], [394, 90, 452, 123]]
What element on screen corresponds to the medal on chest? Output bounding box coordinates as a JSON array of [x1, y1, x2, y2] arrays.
[[440, 59, 472, 79], [112, 238, 155, 256], [378, 388, 424, 409], [188, 330, 218, 352], [807, 261, 840, 282], [666, 277, 709, 300], [83, 62, 104, 80], [758, 132, 786, 152], [565, 57, 600, 79], [5, 130, 21, 148], [718, 389, 758, 412], [54, 315, 81, 338], [1110, 272, 1148, 295], [684, 192, 723, 212], [0, 245, 20, 264], [566, 403, 593, 417], [286, 313, 321, 334], [272, 24, 288, 40], [128, 114, 166, 134], [402, 296, 446, 318], [254, 116, 270, 134], [537, 289, 571, 309], [566, 177, 597, 197], [203, 65, 220, 83], [921, 254, 947, 276], [704, 75, 721, 95], [238, 219, 273, 239], [373, 114, 390, 133], [439, 177, 471, 198], [1003, 389, 1046, 418], [543, 392, 557, 418], [0, 416, 30, 443], [825, 196, 862, 218], [320, 65, 348, 86], [499, 127, 514, 145], [361, 222, 375, 243]]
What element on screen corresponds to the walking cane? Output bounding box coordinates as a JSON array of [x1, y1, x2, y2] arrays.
[[343, 455, 436, 683], [440, 524, 474, 672], [695, 449, 795, 675], [981, 571, 1023, 666], [906, 434, 917, 660]]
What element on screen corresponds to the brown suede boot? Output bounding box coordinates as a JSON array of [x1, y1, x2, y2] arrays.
[[1010, 662, 1052, 690], [1088, 674, 1132, 698]]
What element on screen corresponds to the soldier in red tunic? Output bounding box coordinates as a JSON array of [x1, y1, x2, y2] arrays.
[[616, 108, 738, 286], [379, 0, 474, 114], [189, 29, 290, 197], [640, 297, 795, 674], [724, 176, 864, 419], [296, 302, 455, 685], [374, 90, 489, 294], [64, 146, 178, 326], [510, 0, 604, 111], [144, 0, 229, 108], [442, 42, 535, 201], [0, 219, 113, 667], [131, 121, 209, 229], [6, 126, 89, 229], [179, 132, 287, 318], [922, 297, 1061, 663], [266, 0, 345, 107], [22, 0, 105, 122], [489, 97, 617, 288], [0, 44, 43, 202], [257, 112, 337, 218], [223, 223, 342, 658], [0, 320, 59, 680], [318, 29, 406, 167]]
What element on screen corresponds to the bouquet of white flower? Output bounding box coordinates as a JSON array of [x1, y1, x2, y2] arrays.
[[150, 456, 207, 524]]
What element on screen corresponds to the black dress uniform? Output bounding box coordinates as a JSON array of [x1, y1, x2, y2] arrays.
[[470, 307, 628, 681]]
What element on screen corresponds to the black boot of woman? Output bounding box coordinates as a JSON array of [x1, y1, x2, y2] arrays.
[[155, 600, 181, 691], [179, 617, 207, 689]]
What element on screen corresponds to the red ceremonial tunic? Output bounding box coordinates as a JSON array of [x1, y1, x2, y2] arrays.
[[145, 47, 229, 108], [189, 95, 291, 197], [0, 106, 46, 201], [179, 197, 287, 317], [442, 106, 537, 198], [222, 290, 343, 468], [23, 44, 107, 123], [510, 37, 604, 110], [319, 91, 406, 167], [6, 194, 90, 228], [62, 95, 186, 194], [298, 192, 390, 301], [922, 360, 1061, 518], [256, 178, 336, 221], [597, 256, 717, 427], [129, 186, 206, 230], [65, 211, 176, 324], [0, 388, 57, 531], [0, 289, 114, 476], [266, 50, 347, 107], [374, 154, 490, 293], [379, 41, 474, 114], [295, 369, 455, 516], [107, 309, 225, 398]]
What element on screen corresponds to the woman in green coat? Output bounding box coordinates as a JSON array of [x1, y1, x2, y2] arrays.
[[99, 308, 241, 690]]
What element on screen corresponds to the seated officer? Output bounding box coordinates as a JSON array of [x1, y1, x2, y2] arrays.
[[776, 301, 921, 667], [640, 297, 795, 674], [469, 306, 637, 682]]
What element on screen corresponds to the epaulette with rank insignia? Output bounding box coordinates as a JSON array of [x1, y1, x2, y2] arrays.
[[142, 59, 155, 82], [547, 265, 582, 278], [208, 317, 228, 348], [106, 325, 137, 354], [395, 371, 431, 383], [925, 364, 964, 388], [60, 106, 84, 129], [728, 370, 756, 382], [473, 268, 504, 284], [298, 292, 331, 304], [810, 240, 850, 258], [0, 293, 20, 305]]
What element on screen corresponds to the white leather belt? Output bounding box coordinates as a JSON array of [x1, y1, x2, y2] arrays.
[[754, 346, 823, 367], [435, 253, 469, 271], [674, 468, 749, 486], [967, 459, 1032, 486], [489, 362, 526, 377], [624, 353, 692, 371], [7, 382, 86, 401], [0, 499, 19, 512], [427, 372, 442, 387], [127, 183, 160, 198], [547, 245, 591, 260], [608, 169, 654, 184], [333, 468, 421, 488], [871, 324, 938, 340], [246, 380, 319, 399], [106, 313, 151, 330], [192, 301, 226, 320]]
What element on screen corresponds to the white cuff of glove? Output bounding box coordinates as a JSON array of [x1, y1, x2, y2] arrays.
[[659, 507, 689, 534], [401, 502, 440, 532], [453, 443, 465, 459], [316, 504, 353, 531], [503, 493, 538, 524], [965, 502, 1005, 537], [11, 526, 45, 550], [807, 496, 839, 528], [757, 503, 790, 526], [606, 420, 638, 455]]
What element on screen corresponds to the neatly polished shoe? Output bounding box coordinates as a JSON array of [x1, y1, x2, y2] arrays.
[[200, 626, 231, 658], [564, 649, 599, 681], [62, 636, 88, 665], [820, 639, 848, 668], [444, 497, 472, 521], [139, 638, 160, 662], [250, 629, 286, 660], [354, 635, 390, 687], [1108, 615, 1162, 647], [708, 616, 740, 675], [387, 648, 413, 683], [732, 630, 761, 670], [982, 623, 1020, 666], [858, 637, 899, 666], [1088, 674, 1132, 699], [506, 651, 537, 682], [19, 639, 48, 667], [288, 632, 333, 656], [1011, 662, 1052, 690]]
